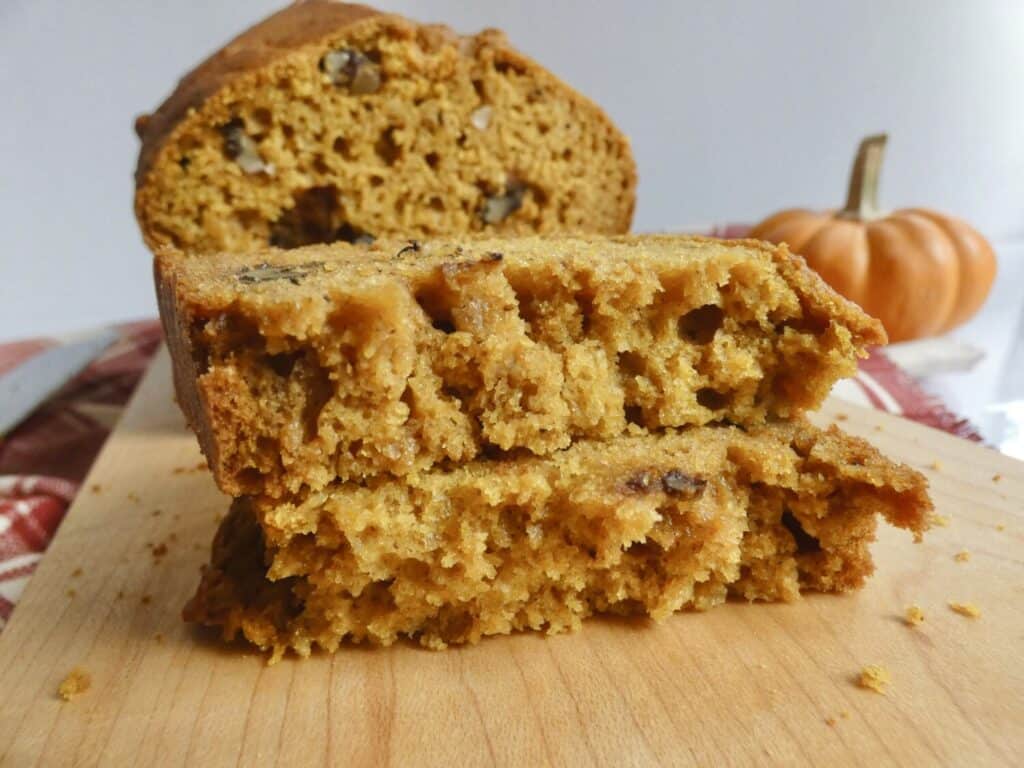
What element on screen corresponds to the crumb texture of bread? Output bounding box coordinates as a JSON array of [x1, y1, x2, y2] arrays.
[[182, 419, 931, 658], [57, 668, 91, 701], [135, 2, 636, 252], [157, 235, 884, 496]]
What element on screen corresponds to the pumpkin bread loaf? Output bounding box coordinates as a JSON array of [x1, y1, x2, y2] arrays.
[[155, 235, 885, 497], [134, 1, 636, 253], [183, 419, 931, 657]]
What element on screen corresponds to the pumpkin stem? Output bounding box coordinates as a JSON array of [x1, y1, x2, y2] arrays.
[[840, 133, 887, 221]]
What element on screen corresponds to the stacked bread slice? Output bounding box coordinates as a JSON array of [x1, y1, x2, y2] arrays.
[[155, 235, 932, 658]]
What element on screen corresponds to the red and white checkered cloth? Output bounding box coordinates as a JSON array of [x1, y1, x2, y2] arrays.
[[0, 321, 161, 627], [0, 316, 980, 632]]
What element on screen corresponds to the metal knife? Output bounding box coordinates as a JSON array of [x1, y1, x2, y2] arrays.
[[0, 328, 120, 436]]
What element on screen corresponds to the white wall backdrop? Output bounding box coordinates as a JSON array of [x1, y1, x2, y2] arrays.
[[2, 0, 1023, 341]]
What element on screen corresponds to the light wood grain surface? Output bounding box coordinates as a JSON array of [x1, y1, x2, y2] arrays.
[[1, 348, 1021, 767]]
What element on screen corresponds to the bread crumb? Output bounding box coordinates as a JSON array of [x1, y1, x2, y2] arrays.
[[825, 716, 838, 726], [58, 668, 91, 701], [996, 524, 1006, 532], [141, 594, 152, 605], [66, 588, 77, 598], [173, 461, 207, 475], [873, 425, 883, 432], [90, 483, 102, 494], [127, 492, 140, 503], [840, 710, 849, 719], [992, 473, 1002, 482], [858, 665, 890, 694], [834, 413, 848, 422], [71, 567, 82, 578], [928, 460, 942, 471], [151, 509, 162, 517], [115, 590, 125, 600], [949, 602, 980, 619], [933, 514, 951, 527], [151, 542, 168, 558], [954, 550, 971, 563], [154, 633, 165, 643], [904, 605, 925, 626]]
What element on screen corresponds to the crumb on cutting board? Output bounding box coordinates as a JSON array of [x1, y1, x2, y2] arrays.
[[928, 460, 942, 471], [996, 524, 1005, 532], [141, 594, 152, 605], [954, 550, 971, 563], [858, 665, 890, 694], [89, 483, 102, 494], [933, 514, 951, 527], [66, 589, 76, 598], [949, 602, 981, 619], [825, 716, 838, 727], [71, 567, 82, 578], [151, 509, 162, 517], [834, 413, 848, 422], [905, 605, 925, 627], [58, 668, 91, 702]]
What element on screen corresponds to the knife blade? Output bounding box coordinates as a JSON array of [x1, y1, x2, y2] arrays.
[[0, 328, 120, 436]]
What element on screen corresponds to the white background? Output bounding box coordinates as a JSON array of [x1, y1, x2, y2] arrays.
[[1, 0, 1023, 348]]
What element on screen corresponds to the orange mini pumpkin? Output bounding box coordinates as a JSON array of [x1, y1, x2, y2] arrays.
[[749, 134, 996, 342]]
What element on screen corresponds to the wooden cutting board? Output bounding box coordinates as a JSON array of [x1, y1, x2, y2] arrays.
[[1, 348, 1021, 767]]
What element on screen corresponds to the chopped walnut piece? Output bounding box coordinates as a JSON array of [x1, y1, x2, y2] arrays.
[[481, 182, 525, 224], [470, 105, 493, 131], [221, 118, 273, 175], [320, 49, 382, 93]]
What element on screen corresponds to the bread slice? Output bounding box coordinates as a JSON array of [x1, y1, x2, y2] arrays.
[[183, 419, 931, 658], [156, 235, 885, 497], [134, 1, 636, 253]]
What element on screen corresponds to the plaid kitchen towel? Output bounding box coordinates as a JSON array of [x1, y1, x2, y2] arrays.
[[0, 320, 161, 627], [0, 318, 981, 631]]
